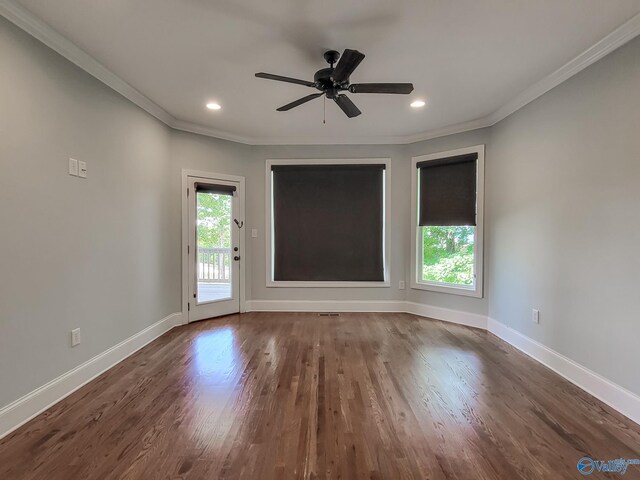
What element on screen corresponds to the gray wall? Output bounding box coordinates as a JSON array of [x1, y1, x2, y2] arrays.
[[487, 35, 640, 394], [0, 18, 176, 407], [171, 138, 492, 308], [246, 138, 490, 312]]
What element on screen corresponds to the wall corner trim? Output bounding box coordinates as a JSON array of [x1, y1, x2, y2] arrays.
[[487, 317, 640, 426], [0, 312, 183, 441]]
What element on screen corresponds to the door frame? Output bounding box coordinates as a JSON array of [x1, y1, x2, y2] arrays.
[[181, 169, 246, 324]]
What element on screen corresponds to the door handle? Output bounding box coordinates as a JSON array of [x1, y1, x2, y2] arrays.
[[234, 255, 241, 261]]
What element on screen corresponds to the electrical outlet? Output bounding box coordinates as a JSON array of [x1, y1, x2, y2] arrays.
[[251, 228, 258, 238], [399, 280, 406, 290], [78, 160, 87, 178], [68, 158, 78, 176], [71, 328, 81, 347], [532, 309, 540, 324]]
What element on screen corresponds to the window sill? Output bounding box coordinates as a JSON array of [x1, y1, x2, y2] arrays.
[[267, 281, 391, 288], [411, 280, 482, 298]]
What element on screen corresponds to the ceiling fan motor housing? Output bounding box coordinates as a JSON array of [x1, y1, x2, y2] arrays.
[[314, 68, 345, 98], [315, 50, 352, 97]]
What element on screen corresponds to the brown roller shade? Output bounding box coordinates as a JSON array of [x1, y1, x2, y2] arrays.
[[417, 153, 477, 226], [195, 183, 236, 195], [271, 164, 385, 282]]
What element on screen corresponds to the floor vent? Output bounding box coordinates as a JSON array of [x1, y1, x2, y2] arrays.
[[318, 313, 340, 317]]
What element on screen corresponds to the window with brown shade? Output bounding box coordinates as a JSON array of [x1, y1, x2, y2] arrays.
[[411, 146, 484, 298], [269, 162, 387, 283]]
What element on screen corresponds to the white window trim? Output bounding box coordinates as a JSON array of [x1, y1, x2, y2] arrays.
[[410, 145, 485, 298], [265, 158, 391, 288]]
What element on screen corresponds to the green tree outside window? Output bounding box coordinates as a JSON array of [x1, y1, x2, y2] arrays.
[[422, 226, 474, 285], [197, 193, 231, 248]]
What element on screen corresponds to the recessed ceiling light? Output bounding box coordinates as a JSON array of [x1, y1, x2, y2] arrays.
[[206, 102, 221, 110], [410, 100, 426, 108]]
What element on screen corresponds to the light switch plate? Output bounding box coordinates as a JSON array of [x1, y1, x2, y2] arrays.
[[68, 158, 78, 176], [251, 229, 258, 238], [71, 328, 81, 346], [78, 160, 87, 178]]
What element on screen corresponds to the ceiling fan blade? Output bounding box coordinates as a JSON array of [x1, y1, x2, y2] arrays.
[[334, 95, 361, 118], [277, 93, 324, 111], [255, 72, 315, 88], [349, 83, 414, 94], [331, 49, 365, 84]]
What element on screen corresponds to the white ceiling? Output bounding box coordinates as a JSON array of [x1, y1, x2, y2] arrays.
[[10, 0, 640, 143]]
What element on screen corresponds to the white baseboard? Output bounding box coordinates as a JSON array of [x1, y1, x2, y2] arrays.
[[0, 312, 183, 440], [246, 299, 406, 313], [404, 301, 487, 329], [246, 300, 487, 330], [487, 317, 640, 426]]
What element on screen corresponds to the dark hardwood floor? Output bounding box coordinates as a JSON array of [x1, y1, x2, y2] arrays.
[[0, 312, 638, 479]]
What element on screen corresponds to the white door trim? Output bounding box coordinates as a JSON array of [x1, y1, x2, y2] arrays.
[[181, 169, 246, 324]]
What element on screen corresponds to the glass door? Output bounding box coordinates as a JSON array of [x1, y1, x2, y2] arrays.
[[188, 177, 241, 321]]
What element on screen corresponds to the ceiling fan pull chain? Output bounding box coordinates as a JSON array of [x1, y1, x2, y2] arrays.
[[323, 95, 326, 125]]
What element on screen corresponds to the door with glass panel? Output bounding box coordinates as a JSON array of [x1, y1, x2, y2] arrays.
[[188, 178, 241, 321]]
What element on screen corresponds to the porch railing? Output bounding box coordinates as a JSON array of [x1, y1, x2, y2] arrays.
[[198, 247, 231, 283]]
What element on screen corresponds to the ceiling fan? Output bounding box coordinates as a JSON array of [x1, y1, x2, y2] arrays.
[[255, 49, 414, 118]]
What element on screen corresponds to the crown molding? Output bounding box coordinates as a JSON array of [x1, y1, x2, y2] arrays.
[[248, 135, 407, 146], [0, 0, 175, 126], [2, 0, 640, 146], [399, 116, 494, 144], [245, 116, 494, 145], [171, 119, 254, 145], [487, 10, 640, 125]]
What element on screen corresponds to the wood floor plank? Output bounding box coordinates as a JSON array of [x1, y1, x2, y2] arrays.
[[1, 312, 639, 479]]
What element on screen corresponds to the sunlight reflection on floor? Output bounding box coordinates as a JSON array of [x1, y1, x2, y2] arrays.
[[193, 326, 240, 385]]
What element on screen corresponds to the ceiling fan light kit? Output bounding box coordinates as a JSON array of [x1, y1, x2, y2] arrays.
[[255, 49, 414, 118]]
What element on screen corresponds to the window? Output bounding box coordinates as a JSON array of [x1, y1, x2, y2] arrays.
[[266, 159, 390, 287], [411, 146, 484, 297]]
